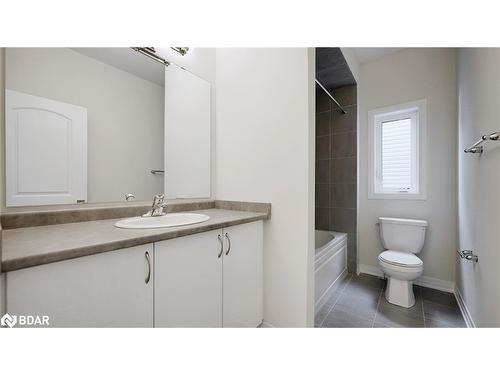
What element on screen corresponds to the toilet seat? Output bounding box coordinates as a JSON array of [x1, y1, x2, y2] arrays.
[[378, 250, 423, 268]]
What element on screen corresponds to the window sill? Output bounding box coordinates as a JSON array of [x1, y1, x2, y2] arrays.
[[368, 192, 427, 200]]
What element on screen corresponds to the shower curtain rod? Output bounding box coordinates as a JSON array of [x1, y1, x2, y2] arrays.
[[315, 78, 347, 114]]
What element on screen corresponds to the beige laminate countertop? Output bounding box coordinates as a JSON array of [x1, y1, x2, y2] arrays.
[[1, 208, 268, 272]]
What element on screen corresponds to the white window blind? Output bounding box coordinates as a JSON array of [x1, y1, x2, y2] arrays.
[[381, 118, 412, 191], [368, 99, 426, 200]]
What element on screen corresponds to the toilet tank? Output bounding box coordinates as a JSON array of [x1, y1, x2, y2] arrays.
[[378, 217, 428, 253]]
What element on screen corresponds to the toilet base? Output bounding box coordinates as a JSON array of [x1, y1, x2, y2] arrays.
[[385, 277, 415, 308]]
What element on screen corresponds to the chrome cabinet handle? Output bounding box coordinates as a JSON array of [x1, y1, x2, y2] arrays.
[[217, 234, 224, 258], [145, 251, 151, 284], [225, 233, 232, 256]]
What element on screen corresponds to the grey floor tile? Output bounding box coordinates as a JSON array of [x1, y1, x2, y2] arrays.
[[420, 287, 459, 309], [315, 274, 466, 328], [374, 308, 425, 328], [425, 318, 463, 328], [348, 274, 385, 291], [335, 290, 380, 320], [323, 304, 373, 328], [314, 275, 352, 328], [316, 273, 465, 329], [423, 301, 466, 328], [373, 321, 392, 328], [315, 303, 333, 327], [321, 289, 343, 310]]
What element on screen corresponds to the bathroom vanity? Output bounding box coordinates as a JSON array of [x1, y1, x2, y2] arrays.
[[1, 200, 269, 327], [0, 48, 270, 328]]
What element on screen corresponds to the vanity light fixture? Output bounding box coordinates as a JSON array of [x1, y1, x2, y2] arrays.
[[131, 47, 191, 66], [170, 47, 190, 56], [131, 47, 170, 66]]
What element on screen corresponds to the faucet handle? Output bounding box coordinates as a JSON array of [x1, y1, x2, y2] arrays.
[[149, 193, 167, 216], [153, 193, 165, 203]]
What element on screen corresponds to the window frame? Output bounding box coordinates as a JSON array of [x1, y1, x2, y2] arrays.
[[368, 99, 427, 200]]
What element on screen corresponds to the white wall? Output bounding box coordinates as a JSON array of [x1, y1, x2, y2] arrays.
[[358, 49, 458, 289], [214, 48, 315, 327], [5, 48, 164, 205], [156, 48, 216, 84], [457, 49, 500, 327]]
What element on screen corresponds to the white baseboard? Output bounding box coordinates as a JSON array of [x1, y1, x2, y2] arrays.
[[416, 275, 455, 293], [454, 286, 476, 328], [359, 263, 455, 293], [359, 264, 384, 278]]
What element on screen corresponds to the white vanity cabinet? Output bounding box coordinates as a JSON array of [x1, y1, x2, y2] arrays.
[[222, 221, 263, 327], [154, 221, 263, 328], [5, 220, 264, 328], [6, 244, 154, 327], [154, 228, 223, 327]]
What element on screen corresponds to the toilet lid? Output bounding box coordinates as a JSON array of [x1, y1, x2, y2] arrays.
[[379, 250, 423, 268]]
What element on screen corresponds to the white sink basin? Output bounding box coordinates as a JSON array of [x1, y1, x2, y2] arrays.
[[114, 213, 210, 229]]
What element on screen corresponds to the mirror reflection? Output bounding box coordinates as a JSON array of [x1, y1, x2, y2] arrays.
[[4, 47, 211, 207]]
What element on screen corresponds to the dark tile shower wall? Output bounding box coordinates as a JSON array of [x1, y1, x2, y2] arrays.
[[315, 85, 357, 273]]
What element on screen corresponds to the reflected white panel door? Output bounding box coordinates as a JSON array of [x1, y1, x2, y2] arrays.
[[222, 221, 264, 327], [5, 90, 87, 206], [154, 229, 222, 327], [164, 66, 211, 198]]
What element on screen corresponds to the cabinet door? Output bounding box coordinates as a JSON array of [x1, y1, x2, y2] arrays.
[[6, 245, 153, 327], [154, 229, 223, 327], [223, 221, 263, 327]]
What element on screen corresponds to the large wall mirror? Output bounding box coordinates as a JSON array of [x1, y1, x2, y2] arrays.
[[4, 48, 211, 207]]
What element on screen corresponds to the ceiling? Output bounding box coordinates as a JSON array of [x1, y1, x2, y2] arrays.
[[72, 48, 165, 86], [353, 48, 404, 64], [316, 48, 356, 90]]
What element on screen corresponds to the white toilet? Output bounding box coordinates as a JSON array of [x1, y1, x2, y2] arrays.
[[378, 217, 428, 308]]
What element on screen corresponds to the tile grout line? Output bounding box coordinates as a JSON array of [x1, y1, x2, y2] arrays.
[[319, 274, 352, 328], [371, 286, 384, 328], [420, 288, 427, 328], [319, 274, 351, 327]]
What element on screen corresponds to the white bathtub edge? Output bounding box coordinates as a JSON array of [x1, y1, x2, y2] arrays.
[[315, 268, 348, 312]]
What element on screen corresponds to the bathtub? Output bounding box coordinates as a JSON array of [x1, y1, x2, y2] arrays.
[[315, 230, 347, 310]]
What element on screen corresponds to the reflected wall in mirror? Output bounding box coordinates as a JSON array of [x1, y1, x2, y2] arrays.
[[4, 48, 211, 207]]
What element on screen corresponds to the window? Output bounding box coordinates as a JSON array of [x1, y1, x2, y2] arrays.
[[368, 100, 426, 199]]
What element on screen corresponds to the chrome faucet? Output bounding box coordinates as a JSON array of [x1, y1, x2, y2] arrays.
[[144, 194, 168, 217]]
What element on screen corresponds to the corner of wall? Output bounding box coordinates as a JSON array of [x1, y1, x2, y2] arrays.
[[306, 47, 316, 327]]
